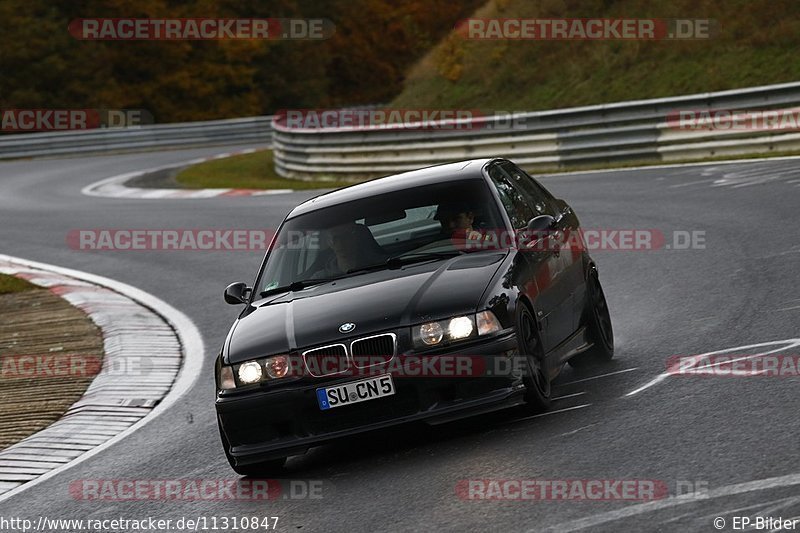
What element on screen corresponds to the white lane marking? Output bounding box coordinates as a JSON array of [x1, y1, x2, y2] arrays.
[[0, 255, 204, 505], [557, 423, 598, 438], [762, 249, 800, 258], [510, 404, 592, 424], [539, 154, 800, 179], [80, 148, 291, 199], [542, 472, 800, 532], [774, 305, 800, 312], [709, 163, 800, 189], [685, 497, 800, 528], [625, 339, 800, 397], [557, 367, 639, 386], [668, 179, 714, 188], [552, 392, 587, 401], [659, 510, 696, 524]]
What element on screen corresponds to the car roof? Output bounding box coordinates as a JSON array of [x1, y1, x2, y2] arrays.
[[287, 158, 501, 219]]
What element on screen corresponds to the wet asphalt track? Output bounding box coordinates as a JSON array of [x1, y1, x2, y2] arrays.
[[0, 147, 798, 532]]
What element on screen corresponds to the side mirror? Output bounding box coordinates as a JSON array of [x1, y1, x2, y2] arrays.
[[554, 198, 570, 215], [527, 215, 556, 233], [224, 282, 251, 305]]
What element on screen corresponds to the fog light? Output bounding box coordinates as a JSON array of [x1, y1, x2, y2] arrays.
[[476, 310, 502, 336], [238, 361, 263, 384], [419, 322, 444, 345], [265, 355, 290, 379], [448, 316, 474, 339]]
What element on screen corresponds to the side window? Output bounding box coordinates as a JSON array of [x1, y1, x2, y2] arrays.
[[500, 162, 556, 217], [488, 165, 535, 229]]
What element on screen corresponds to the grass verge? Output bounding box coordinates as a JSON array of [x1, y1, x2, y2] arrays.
[[0, 273, 36, 295], [174, 149, 362, 190], [0, 280, 104, 450]]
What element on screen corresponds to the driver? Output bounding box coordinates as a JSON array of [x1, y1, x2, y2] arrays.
[[435, 201, 481, 237], [434, 201, 495, 249]]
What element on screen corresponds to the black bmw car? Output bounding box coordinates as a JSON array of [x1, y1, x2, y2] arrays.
[[215, 157, 614, 475]]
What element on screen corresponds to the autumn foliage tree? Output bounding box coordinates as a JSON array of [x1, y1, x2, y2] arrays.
[[0, 0, 483, 123]]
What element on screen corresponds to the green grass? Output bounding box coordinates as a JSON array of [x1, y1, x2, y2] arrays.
[[0, 274, 37, 295], [177, 145, 800, 191], [393, 0, 800, 112], [174, 149, 362, 190]]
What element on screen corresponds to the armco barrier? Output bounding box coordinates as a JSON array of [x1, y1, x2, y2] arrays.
[[271, 81, 800, 179], [0, 116, 273, 159], [4, 82, 800, 176]]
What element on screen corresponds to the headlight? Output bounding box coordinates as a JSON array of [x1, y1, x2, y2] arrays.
[[265, 355, 290, 379], [419, 322, 444, 345], [413, 312, 502, 349], [226, 355, 293, 387], [476, 310, 502, 336], [448, 316, 474, 339], [414, 315, 476, 348], [238, 361, 263, 384]]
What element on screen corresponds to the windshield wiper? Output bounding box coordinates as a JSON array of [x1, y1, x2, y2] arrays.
[[262, 252, 467, 294], [392, 250, 466, 262], [346, 250, 465, 275], [259, 278, 336, 297]]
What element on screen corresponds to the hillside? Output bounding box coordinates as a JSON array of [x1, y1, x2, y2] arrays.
[[0, 0, 483, 123], [393, 0, 800, 110]]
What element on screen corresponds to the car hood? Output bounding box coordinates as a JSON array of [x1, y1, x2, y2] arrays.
[[225, 252, 507, 363]]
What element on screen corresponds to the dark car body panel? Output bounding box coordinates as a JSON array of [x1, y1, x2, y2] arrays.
[[225, 252, 507, 364], [218, 332, 522, 463], [216, 157, 600, 467]]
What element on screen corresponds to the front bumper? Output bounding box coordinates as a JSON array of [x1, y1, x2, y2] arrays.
[[216, 332, 521, 465]]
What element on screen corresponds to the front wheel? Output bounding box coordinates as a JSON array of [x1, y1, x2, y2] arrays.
[[516, 304, 551, 412], [569, 267, 614, 368]]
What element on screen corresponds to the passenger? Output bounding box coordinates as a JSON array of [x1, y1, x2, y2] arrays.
[[317, 222, 387, 275]]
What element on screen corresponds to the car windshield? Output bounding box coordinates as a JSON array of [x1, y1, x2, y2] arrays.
[[255, 178, 507, 298]]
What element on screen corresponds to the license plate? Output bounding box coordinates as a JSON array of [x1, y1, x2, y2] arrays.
[[316, 374, 395, 410]]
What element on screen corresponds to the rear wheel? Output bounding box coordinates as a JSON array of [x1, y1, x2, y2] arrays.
[[569, 267, 614, 368], [219, 421, 286, 476], [516, 304, 551, 412]]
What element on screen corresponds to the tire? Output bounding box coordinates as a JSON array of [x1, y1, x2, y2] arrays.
[[569, 267, 614, 368], [516, 303, 551, 412], [219, 421, 286, 476]]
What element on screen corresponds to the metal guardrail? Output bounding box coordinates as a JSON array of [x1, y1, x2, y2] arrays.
[[0, 116, 273, 159], [3, 82, 800, 176], [271, 81, 800, 179]]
